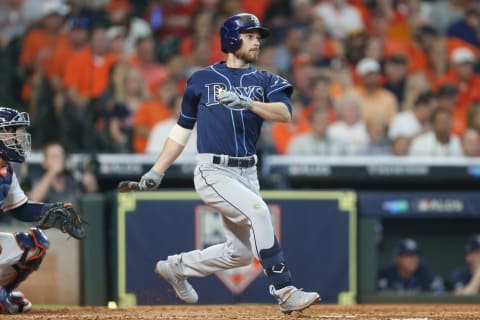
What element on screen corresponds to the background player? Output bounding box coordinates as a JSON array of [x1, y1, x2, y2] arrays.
[[0, 107, 86, 314], [136, 13, 320, 314]]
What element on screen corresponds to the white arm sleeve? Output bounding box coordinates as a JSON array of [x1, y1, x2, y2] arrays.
[[1, 173, 28, 211], [168, 124, 193, 146]]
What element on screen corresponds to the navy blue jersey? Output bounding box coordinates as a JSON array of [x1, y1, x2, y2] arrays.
[[377, 262, 444, 293], [451, 265, 471, 290], [178, 62, 293, 157]]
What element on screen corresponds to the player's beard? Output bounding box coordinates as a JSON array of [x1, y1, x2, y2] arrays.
[[235, 49, 258, 63]]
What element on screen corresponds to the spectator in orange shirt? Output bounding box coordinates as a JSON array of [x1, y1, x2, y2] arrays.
[[132, 77, 176, 153], [20, 0, 70, 77], [436, 47, 480, 135], [354, 58, 398, 129], [128, 36, 169, 95], [50, 16, 90, 92], [63, 24, 118, 107], [270, 94, 311, 154]]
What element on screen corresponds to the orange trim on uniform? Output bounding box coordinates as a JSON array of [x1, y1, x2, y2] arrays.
[[2, 196, 28, 211]]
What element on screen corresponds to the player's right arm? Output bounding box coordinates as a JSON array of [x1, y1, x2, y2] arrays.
[[140, 77, 198, 189]]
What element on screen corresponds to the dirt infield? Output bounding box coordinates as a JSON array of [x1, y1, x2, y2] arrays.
[[13, 304, 480, 320]]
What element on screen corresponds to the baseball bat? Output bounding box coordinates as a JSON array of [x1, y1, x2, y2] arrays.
[[117, 181, 140, 193]]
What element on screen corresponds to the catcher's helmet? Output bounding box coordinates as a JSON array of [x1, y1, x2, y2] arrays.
[[0, 107, 31, 163], [220, 13, 270, 53]]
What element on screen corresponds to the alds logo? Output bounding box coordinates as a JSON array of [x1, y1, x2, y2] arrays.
[[195, 204, 281, 294], [204, 83, 264, 107]]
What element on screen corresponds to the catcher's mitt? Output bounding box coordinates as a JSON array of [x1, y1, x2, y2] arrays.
[[37, 202, 86, 240]]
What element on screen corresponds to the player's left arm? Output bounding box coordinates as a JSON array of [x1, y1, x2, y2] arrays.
[[4, 173, 86, 239], [252, 73, 293, 123], [249, 93, 291, 123]]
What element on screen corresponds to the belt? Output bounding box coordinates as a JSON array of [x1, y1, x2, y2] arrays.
[[212, 155, 257, 168]]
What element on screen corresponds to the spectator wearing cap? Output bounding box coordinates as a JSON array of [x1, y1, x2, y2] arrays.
[[354, 58, 398, 130], [409, 108, 463, 157], [106, 26, 127, 57], [20, 0, 70, 78], [437, 47, 480, 136], [19, 0, 70, 102], [105, 0, 152, 56], [383, 54, 409, 105], [451, 234, 480, 295], [314, 0, 364, 39], [377, 238, 444, 293], [62, 24, 118, 107], [50, 16, 90, 91], [389, 91, 435, 142]]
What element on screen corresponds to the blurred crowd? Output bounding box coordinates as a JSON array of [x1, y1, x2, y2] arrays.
[[1, 0, 480, 157]]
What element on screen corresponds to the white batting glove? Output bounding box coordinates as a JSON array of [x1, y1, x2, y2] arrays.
[[139, 169, 164, 191], [216, 91, 253, 110]]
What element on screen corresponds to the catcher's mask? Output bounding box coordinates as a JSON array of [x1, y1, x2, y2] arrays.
[[220, 13, 270, 53], [0, 107, 31, 163]]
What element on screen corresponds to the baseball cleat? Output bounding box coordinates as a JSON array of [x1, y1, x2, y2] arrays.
[[155, 260, 198, 304], [0, 288, 32, 314], [269, 285, 320, 314], [8, 291, 32, 313]]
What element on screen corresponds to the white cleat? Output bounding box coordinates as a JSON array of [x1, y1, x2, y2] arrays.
[[155, 260, 198, 304], [269, 285, 320, 314]]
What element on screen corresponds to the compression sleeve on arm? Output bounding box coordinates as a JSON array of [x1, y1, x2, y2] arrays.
[[168, 124, 193, 146], [9, 201, 52, 222]]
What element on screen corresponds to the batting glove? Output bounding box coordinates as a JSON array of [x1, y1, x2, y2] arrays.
[[139, 169, 164, 191], [217, 91, 253, 110]]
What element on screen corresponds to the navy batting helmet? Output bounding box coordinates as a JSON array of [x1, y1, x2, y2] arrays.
[[0, 107, 31, 163], [220, 13, 270, 53]]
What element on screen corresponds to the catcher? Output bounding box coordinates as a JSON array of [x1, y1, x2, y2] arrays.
[[0, 107, 86, 314]]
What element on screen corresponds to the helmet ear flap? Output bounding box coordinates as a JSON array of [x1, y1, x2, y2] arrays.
[[227, 35, 242, 52]]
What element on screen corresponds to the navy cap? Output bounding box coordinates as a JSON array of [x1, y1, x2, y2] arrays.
[[70, 16, 89, 29], [465, 234, 480, 253], [394, 238, 419, 256]]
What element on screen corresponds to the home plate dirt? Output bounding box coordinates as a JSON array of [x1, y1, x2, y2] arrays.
[[15, 304, 480, 320]]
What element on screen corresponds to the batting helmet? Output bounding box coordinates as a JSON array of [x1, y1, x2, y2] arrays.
[[0, 107, 31, 163], [220, 13, 270, 53]]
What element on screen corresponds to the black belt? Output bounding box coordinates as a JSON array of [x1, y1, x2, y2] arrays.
[[212, 155, 256, 168]]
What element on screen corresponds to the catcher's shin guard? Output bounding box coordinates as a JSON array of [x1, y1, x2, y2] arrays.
[[5, 228, 49, 292]]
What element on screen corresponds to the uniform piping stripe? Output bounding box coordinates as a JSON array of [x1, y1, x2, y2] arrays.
[[240, 111, 248, 155], [198, 167, 260, 257], [2, 196, 28, 211], [210, 65, 232, 90], [239, 70, 257, 84], [266, 84, 291, 98], [230, 110, 239, 156], [180, 112, 196, 120], [239, 69, 257, 156]]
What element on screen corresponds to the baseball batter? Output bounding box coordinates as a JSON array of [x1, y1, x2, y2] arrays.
[[139, 13, 320, 313]]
